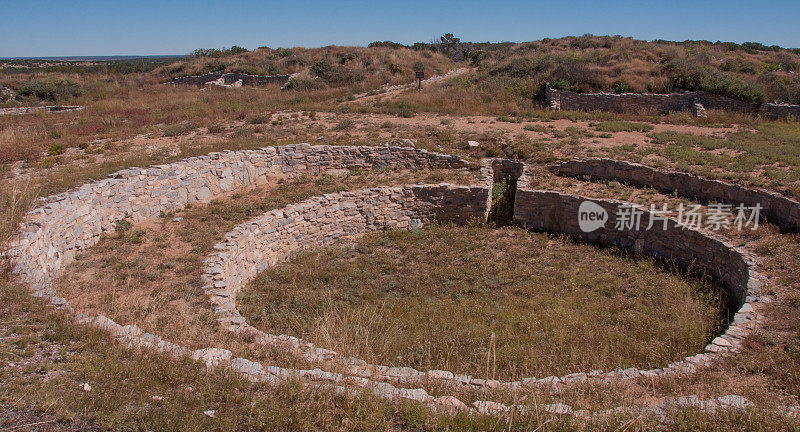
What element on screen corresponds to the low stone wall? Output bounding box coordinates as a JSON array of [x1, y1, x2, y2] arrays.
[[199, 158, 762, 393], [511, 187, 760, 382], [3, 144, 486, 414], [696, 91, 759, 114], [544, 85, 799, 119], [204, 184, 488, 332], [0, 105, 84, 116], [170, 72, 291, 87], [545, 85, 694, 114], [551, 158, 800, 233], [762, 103, 800, 120], [513, 190, 755, 307], [8, 144, 468, 301], [4, 147, 766, 416]]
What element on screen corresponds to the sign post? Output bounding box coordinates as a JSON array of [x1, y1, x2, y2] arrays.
[[415, 71, 424, 90]]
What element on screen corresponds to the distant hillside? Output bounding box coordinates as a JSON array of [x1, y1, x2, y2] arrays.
[[2, 36, 799, 107], [156, 46, 456, 93], [168, 36, 800, 105], [469, 35, 800, 105]]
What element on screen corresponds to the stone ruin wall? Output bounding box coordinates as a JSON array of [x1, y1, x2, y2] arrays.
[[7, 144, 468, 302], [544, 85, 800, 119], [201, 155, 761, 390], [513, 190, 754, 307], [4, 147, 768, 409], [170, 72, 292, 87], [204, 185, 488, 330], [545, 85, 694, 114], [551, 158, 800, 233], [761, 103, 800, 119]]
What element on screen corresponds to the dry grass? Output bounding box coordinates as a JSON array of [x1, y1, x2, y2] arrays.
[[2, 275, 797, 431], [3, 139, 800, 430], [2, 41, 800, 430], [239, 224, 722, 380]]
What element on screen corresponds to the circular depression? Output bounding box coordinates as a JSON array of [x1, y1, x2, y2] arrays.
[[9, 145, 760, 398], [237, 224, 725, 381]]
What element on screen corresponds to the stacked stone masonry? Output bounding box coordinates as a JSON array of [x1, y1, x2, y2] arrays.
[[170, 72, 292, 87], [6, 146, 767, 418], [8, 144, 468, 301], [544, 85, 800, 119], [551, 158, 800, 233], [201, 156, 762, 392]]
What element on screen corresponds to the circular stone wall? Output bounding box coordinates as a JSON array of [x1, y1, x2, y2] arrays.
[[6, 145, 767, 416], [201, 157, 763, 389]]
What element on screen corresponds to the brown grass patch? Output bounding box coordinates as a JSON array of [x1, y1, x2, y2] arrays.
[[239, 224, 723, 380]]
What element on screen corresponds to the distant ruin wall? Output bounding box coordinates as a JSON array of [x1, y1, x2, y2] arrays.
[[545, 85, 694, 114], [761, 103, 800, 119], [170, 72, 291, 87], [544, 85, 798, 119]]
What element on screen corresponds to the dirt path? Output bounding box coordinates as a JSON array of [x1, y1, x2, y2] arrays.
[[345, 68, 473, 103]]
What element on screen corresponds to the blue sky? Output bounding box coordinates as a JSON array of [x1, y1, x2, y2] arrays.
[[2, 0, 799, 57]]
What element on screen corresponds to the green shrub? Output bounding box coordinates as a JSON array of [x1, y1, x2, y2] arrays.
[[368, 41, 406, 49], [47, 144, 64, 156], [612, 80, 632, 93], [470, 49, 487, 66], [192, 46, 248, 58], [115, 219, 132, 233], [310, 60, 363, 84], [282, 75, 324, 91], [247, 114, 271, 124], [550, 78, 570, 91], [488, 176, 517, 226], [206, 60, 230, 73], [162, 122, 195, 137], [15, 80, 81, 103], [338, 53, 357, 64], [524, 124, 548, 132], [666, 61, 765, 104]]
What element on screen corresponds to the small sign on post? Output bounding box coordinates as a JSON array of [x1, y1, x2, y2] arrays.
[[415, 71, 424, 89]]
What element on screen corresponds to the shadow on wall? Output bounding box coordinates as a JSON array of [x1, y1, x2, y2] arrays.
[[487, 176, 516, 226]]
